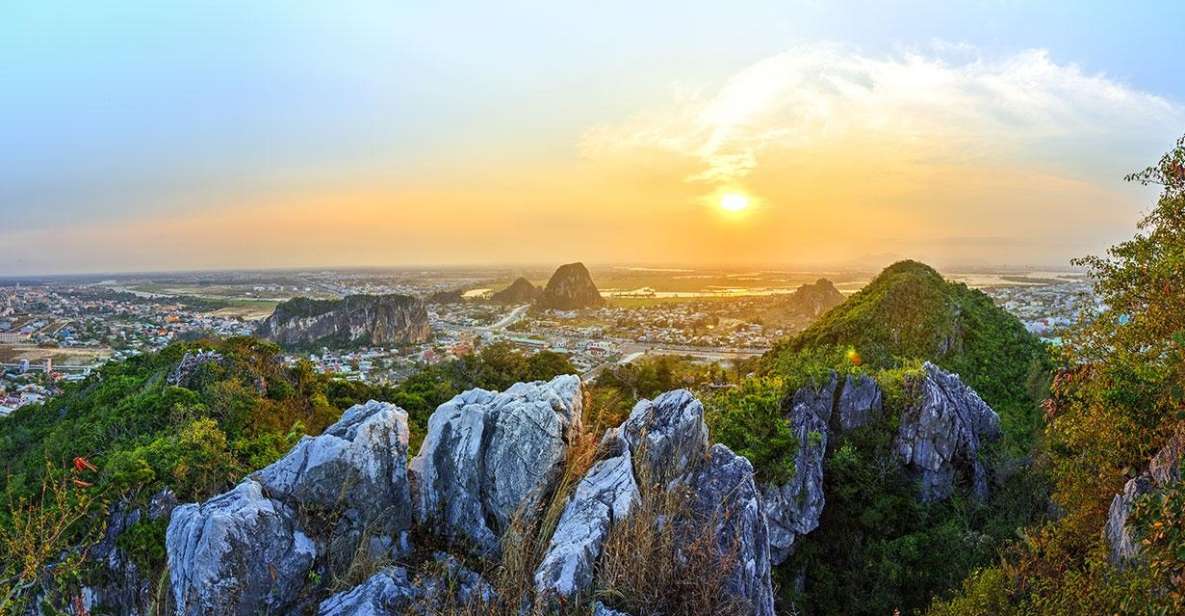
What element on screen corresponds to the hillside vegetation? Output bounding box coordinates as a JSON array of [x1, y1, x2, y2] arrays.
[[769, 259, 1051, 453], [0, 339, 573, 613], [930, 135, 1185, 615]]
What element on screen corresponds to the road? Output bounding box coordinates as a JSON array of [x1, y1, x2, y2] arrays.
[[581, 342, 767, 380], [484, 305, 530, 331]]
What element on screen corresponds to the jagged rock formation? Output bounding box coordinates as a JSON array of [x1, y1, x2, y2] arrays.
[[410, 376, 583, 557], [762, 363, 997, 564], [168, 481, 317, 615], [1106, 429, 1185, 566], [167, 350, 224, 387], [318, 553, 494, 616], [167, 401, 412, 616], [620, 389, 711, 485], [534, 389, 774, 615], [256, 294, 430, 348], [536, 263, 605, 310], [683, 444, 775, 616], [762, 375, 835, 564], [164, 377, 777, 616], [490, 277, 541, 304], [836, 373, 884, 432], [895, 362, 1001, 501], [82, 490, 178, 616], [534, 432, 638, 600]]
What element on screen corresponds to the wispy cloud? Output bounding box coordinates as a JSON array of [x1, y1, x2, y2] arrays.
[[582, 44, 1183, 188]]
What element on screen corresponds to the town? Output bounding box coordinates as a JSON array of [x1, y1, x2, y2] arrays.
[[0, 267, 1093, 417]]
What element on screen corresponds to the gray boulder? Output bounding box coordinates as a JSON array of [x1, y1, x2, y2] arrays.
[[683, 444, 775, 616], [167, 401, 412, 616], [1106, 475, 1155, 566], [835, 373, 883, 432], [534, 432, 639, 600], [894, 362, 1001, 501], [410, 375, 582, 556], [318, 553, 493, 615], [82, 489, 178, 616], [1106, 429, 1185, 567], [167, 480, 317, 616], [593, 602, 633, 616], [317, 567, 417, 616], [762, 376, 835, 564], [253, 400, 413, 565], [619, 389, 710, 485]]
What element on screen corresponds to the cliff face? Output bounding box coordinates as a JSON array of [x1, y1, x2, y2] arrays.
[[762, 363, 1001, 564], [256, 294, 430, 348], [490, 277, 541, 304], [537, 262, 605, 310]]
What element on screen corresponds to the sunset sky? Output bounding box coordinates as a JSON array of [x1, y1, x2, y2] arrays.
[[3, 1, 1184, 275]]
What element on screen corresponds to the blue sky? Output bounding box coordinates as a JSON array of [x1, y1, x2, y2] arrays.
[[2, 1, 1184, 273]]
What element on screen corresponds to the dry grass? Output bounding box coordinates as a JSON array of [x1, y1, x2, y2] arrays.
[[594, 459, 747, 616]]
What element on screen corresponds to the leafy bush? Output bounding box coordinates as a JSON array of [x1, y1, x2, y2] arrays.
[[705, 377, 798, 485]]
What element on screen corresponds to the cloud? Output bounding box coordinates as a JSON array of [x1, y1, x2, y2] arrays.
[[582, 44, 1184, 188]]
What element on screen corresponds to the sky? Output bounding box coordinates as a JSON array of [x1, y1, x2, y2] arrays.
[[2, 1, 1184, 275]]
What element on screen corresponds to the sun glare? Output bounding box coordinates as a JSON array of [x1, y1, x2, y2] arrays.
[[719, 192, 750, 212]]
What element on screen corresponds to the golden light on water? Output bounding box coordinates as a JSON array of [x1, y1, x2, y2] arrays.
[[719, 192, 750, 212]]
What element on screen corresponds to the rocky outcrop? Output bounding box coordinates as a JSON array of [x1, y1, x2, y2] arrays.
[[253, 400, 413, 567], [620, 389, 710, 485], [1106, 429, 1185, 566], [318, 553, 494, 616], [762, 376, 834, 564], [762, 365, 994, 564], [895, 362, 1001, 501], [683, 444, 775, 616], [593, 602, 633, 616], [317, 567, 417, 616], [534, 389, 773, 613], [256, 294, 430, 349], [82, 489, 178, 616], [835, 373, 883, 432], [534, 433, 638, 600], [536, 263, 604, 310], [1106, 476, 1155, 566], [490, 277, 541, 304], [410, 375, 583, 557], [167, 401, 412, 616], [168, 350, 224, 387], [167, 480, 317, 616], [164, 377, 780, 614]]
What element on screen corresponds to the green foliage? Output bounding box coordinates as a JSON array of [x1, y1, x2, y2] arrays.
[[930, 134, 1185, 615], [0, 336, 579, 614], [704, 378, 798, 484], [769, 259, 1051, 450], [116, 518, 169, 575]]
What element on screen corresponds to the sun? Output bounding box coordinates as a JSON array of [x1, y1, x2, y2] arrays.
[[719, 192, 750, 212]]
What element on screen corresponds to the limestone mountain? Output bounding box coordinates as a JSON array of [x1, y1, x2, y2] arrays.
[[760, 278, 845, 329], [770, 260, 1047, 413], [490, 276, 541, 304], [256, 293, 430, 349], [536, 262, 605, 310]]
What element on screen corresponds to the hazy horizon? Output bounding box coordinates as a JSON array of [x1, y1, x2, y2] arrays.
[[4, 2, 1183, 275]]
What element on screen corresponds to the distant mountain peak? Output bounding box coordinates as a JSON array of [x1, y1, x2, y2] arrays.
[[536, 263, 604, 310], [491, 277, 541, 305]]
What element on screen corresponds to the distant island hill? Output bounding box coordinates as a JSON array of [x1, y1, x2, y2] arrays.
[[490, 262, 606, 310]]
